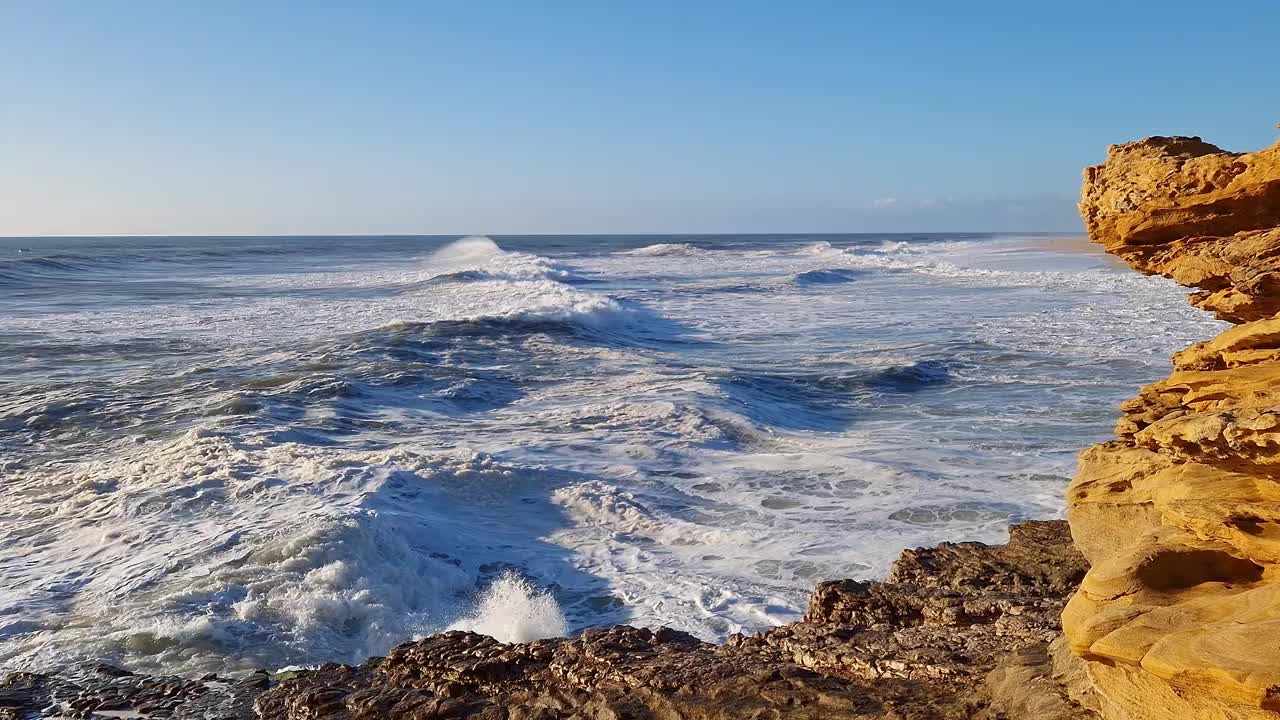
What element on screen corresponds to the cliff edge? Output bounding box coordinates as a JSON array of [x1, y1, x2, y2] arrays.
[[1067, 133, 1280, 719]]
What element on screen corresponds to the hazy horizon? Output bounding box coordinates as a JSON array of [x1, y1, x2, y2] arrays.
[[2, 230, 1084, 240]]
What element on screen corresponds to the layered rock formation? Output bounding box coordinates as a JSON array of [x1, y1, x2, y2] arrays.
[[2, 521, 1092, 719], [1067, 134, 1280, 719]]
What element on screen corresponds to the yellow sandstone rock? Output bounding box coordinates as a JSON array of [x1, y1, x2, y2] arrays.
[[1068, 133, 1280, 719]]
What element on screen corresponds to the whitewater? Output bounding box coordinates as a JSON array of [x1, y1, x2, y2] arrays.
[[0, 233, 1224, 675]]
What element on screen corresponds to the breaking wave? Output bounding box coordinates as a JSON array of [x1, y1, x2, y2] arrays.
[[621, 242, 707, 257], [1, 237, 644, 344], [446, 572, 568, 643], [0, 430, 586, 673]]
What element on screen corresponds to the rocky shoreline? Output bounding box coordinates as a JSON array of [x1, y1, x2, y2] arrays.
[[1, 520, 1094, 719], [10, 129, 1280, 719]]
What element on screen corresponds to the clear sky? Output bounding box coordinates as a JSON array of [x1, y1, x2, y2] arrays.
[[3, 1, 1278, 236]]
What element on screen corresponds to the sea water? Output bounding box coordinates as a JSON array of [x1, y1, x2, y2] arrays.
[[0, 233, 1224, 673]]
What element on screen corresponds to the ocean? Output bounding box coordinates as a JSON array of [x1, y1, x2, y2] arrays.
[[0, 233, 1223, 674]]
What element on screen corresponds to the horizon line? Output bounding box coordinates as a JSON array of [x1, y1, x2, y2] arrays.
[[1, 229, 1085, 240]]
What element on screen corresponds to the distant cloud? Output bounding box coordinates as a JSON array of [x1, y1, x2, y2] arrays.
[[917, 196, 956, 208], [871, 197, 898, 209]]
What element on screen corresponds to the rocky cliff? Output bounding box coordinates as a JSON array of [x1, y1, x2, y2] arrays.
[[2, 521, 1093, 719], [1066, 133, 1280, 719]]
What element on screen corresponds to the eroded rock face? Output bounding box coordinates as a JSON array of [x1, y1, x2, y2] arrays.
[[1079, 135, 1280, 323], [0, 521, 1093, 719], [1068, 133, 1280, 719]]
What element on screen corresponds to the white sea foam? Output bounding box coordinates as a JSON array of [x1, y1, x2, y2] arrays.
[[834, 237, 1153, 293], [0, 233, 1228, 672], [0, 430, 588, 672], [621, 242, 706, 257], [798, 240, 834, 254], [446, 572, 567, 643], [426, 235, 577, 283], [429, 235, 508, 266]]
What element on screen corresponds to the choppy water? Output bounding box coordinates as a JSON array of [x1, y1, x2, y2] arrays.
[[0, 233, 1222, 674]]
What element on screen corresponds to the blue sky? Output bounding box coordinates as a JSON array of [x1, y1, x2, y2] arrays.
[[3, 1, 1277, 236]]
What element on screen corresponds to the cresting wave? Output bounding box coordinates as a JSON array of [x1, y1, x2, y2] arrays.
[[620, 242, 707, 257], [2, 237, 632, 346], [407, 236, 629, 327], [423, 235, 579, 285], [0, 429, 594, 673]]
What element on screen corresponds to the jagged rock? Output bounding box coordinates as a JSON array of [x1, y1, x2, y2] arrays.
[[0, 521, 1093, 719], [1079, 135, 1280, 323], [1068, 131, 1280, 719], [252, 519, 1090, 720]]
